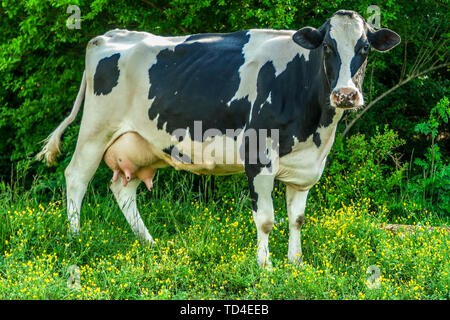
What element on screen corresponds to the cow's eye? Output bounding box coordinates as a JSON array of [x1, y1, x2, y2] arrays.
[[360, 43, 370, 55]]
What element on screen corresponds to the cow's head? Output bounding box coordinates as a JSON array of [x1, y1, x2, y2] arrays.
[[293, 10, 400, 109]]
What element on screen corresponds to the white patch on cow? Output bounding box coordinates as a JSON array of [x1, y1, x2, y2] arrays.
[[83, 30, 193, 167], [329, 15, 364, 102], [85, 30, 189, 107], [110, 178, 154, 242], [188, 36, 224, 44], [286, 186, 308, 264], [252, 173, 275, 268], [266, 92, 272, 104], [227, 29, 310, 122], [276, 109, 344, 189], [145, 124, 247, 175]]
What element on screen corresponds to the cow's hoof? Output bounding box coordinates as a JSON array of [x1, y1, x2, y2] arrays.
[[142, 234, 155, 246], [290, 260, 304, 269], [68, 230, 80, 241], [68, 225, 80, 238]]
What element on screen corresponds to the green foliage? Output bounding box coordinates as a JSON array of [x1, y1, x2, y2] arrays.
[[406, 97, 450, 215], [414, 96, 449, 140], [340, 0, 449, 156], [315, 126, 406, 211]]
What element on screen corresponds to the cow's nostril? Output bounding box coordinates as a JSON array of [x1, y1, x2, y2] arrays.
[[332, 91, 341, 97], [337, 89, 358, 103]]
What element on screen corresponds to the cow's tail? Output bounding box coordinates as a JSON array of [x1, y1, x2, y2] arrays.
[[36, 71, 86, 166]]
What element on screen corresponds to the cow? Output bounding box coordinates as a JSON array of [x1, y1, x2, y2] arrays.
[[37, 10, 400, 269]]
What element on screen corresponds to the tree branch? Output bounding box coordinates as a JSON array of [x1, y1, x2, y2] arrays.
[[341, 61, 450, 138], [409, 21, 442, 76]]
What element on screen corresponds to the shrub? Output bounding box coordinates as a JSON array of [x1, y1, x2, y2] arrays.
[[312, 126, 406, 214], [405, 96, 450, 216]]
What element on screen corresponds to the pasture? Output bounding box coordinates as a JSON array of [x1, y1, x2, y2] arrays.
[[1, 161, 448, 299]]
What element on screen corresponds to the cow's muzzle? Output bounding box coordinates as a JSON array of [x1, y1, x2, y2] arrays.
[[330, 87, 361, 109]]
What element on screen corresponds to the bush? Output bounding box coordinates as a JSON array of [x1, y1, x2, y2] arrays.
[[405, 96, 450, 216], [312, 126, 406, 213]]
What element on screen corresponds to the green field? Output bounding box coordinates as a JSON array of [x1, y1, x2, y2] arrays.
[[1, 169, 448, 300]]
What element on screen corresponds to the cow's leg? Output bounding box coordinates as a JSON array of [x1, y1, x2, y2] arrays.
[[110, 177, 154, 243], [286, 186, 309, 265], [65, 137, 107, 235], [246, 168, 275, 269]]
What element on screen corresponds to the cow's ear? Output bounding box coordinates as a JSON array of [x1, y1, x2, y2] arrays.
[[293, 27, 324, 49], [367, 28, 401, 52]]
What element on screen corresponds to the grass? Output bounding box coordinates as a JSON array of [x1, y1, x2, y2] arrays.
[[0, 170, 449, 300]]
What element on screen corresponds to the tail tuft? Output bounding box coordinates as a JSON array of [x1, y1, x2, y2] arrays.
[[36, 130, 63, 166], [35, 71, 86, 166]]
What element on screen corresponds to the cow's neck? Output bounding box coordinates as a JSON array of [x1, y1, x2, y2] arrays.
[[293, 51, 343, 147], [318, 58, 344, 130]]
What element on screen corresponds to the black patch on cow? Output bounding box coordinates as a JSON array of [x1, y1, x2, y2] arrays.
[[93, 53, 120, 95], [244, 52, 335, 158], [351, 38, 369, 92], [241, 49, 337, 212], [313, 132, 321, 147], [322, 36, 341, 90], [148, 31, 251, 139], [350, 37, 368, 77], [245, 165, 263, 212]]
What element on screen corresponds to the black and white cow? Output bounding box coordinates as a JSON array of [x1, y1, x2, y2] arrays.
[[37, 10, 400, 268]]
